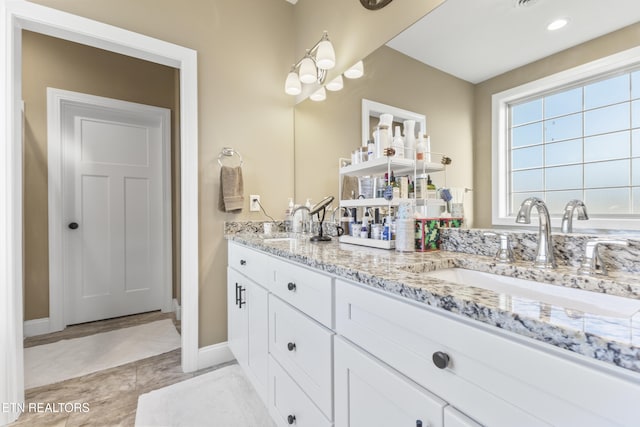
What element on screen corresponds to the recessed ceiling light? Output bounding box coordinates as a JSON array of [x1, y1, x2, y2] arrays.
[[547, 18, 568, 31]]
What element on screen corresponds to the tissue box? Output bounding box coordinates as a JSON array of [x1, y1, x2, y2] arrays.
[[415, 217, 463, 251]]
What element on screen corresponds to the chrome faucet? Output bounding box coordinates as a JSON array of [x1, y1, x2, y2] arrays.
[[483, 232, 515, 263], [515, 197, 556, 269], [290, 205, 311, 233], [561, 200, 589, 233], [577, 238, 628, 276]]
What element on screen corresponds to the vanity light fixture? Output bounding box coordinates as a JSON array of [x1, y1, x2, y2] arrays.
[[310, 87, 327, 102], [344, 60, 364, 79], [547, 18, 568, 31], [284, 31, 336, 95], [326, 75, 344, 91]]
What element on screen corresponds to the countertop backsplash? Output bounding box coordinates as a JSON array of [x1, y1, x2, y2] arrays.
[[440, 228, 640, 274]]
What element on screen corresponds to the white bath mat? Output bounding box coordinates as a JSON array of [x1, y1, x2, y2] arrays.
[[24, 319, 181, 389], [135, 364, 274, 427]]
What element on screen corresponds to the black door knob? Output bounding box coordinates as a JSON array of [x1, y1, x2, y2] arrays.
[[287, 282, 296, 291], [287, 414, 296, 425], [432, 351, 450, 369], [68, 222, 79, 230], [287, 342, 296, 351]]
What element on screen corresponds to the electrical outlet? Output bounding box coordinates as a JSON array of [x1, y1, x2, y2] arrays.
[[250, 195, 261, 212]]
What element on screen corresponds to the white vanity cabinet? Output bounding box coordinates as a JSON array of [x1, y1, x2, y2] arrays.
[[335, 336, 447, 427], [228, 241, 640, 427], [226, 244, 270, 402], [335, 278, 640, 427]]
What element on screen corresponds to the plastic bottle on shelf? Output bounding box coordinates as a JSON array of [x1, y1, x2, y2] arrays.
[[403, 120, 416, 160], [391, 126, 404, 159], [416, 134, 426, 161]]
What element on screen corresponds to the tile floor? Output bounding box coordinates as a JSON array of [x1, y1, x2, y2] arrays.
[[11, 311, 233, 427]]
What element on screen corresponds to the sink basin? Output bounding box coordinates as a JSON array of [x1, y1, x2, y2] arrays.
[[424, 268, 640, 318]]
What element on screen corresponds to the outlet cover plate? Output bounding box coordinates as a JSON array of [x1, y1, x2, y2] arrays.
[[250, 195, 260, 211]]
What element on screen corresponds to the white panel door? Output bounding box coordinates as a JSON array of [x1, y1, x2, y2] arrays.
[[61, 98, 169, 325]]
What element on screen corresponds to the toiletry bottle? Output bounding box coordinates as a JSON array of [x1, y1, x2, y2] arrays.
[[360, 210, 370, 238], [392, 126, 404, 159], [403, 120, 416, 160], [416, 134, 426, 161], [408, 178, 415, 199], [427, 175, 436, 190], [285, 198, 294, 231], [391, 171, 400, 199], [375, 124, 390, 158], [367, 139, 375, 161]]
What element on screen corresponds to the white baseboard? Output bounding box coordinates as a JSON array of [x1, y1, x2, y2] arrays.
[[24, 318, 51, 337], [197, 341, 234, 370], [172, 298, 181, 321]]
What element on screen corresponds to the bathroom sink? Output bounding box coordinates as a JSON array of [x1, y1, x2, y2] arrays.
[[424, 268, 640, 318]]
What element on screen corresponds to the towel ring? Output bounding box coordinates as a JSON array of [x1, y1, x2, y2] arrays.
[[217, 147, 243, 167]]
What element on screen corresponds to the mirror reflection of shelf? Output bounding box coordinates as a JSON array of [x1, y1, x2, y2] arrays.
[[339, 157, 443, 177], [340, 197, 440, 208]]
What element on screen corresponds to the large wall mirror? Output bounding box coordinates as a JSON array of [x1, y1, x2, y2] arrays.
[[293, 0, 640, 229]]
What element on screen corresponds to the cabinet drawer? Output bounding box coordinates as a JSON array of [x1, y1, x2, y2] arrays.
[[271, 258, 333, 328], [228, 241, 270, 285], [444, 407, 482, 427], [268, 356, 332, 427], [335, 336, 445, 427], [269, 295, 334, 419], [337, 280, 640, 427]]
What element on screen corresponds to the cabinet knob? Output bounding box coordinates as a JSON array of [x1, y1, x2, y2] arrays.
[[287, 342, 296, 351], [416, 421, 423, 427], [287, 414, 296, 424], [240, 259, 246, 266], [287, 282, 296, 291], [432, 351, 450, 370], [68, 222, 79, 230]]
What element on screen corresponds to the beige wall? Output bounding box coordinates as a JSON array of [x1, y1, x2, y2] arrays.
[[27, 0, 296, 347], [22, 30, 179, 321], [473, 22, 640, 227], [294, 45, 475, 224]]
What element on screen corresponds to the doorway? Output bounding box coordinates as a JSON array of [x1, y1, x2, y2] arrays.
[[1, 3, 200, 424], [47, 89, 173, 327]]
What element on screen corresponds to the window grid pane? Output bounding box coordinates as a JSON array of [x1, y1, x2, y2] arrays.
[[508, 67, 640, 216]]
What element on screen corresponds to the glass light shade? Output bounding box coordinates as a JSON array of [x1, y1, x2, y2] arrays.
[[299, 56, 318, 84], [344, 60, 364, 79], [285, 71, 302, 95], [315, 40, 336, 70], [326, 75, 343, 92], [310, 87, 326, 102]]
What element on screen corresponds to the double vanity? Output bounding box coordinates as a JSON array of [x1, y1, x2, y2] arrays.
[[225, 224, 640, 427]]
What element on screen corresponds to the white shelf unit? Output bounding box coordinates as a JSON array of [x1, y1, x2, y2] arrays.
[[338, 156, 445, 250]]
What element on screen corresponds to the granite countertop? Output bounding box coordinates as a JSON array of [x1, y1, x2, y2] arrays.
[[226, 231, 640, 374]]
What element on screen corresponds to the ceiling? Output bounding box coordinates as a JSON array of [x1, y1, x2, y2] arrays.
[[386, 0, 640, 84]]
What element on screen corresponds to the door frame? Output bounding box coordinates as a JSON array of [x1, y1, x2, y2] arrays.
[[1, 1, 199, 423], [47, 88, 174, 330]]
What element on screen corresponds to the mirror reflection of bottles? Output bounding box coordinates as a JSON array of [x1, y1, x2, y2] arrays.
[[374, 124, 390, 159], [392, 126, 404, 159], [403, 120, 416, 160]]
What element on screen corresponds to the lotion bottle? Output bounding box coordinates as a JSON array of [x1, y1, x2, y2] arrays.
[[392, 125, 404, 159]]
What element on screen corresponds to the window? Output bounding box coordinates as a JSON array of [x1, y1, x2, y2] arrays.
[[492, 46, 640, 230]]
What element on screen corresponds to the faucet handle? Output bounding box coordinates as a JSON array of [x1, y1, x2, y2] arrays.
[[578, 238, 628, 276], [483, 232, 515, 264]]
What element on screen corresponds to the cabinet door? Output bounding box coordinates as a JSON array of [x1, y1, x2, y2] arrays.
[[443, 407, 482, 427], [335, 336, 446, 427], [247, 279, 269, 402], [227, 267, 248, 366]]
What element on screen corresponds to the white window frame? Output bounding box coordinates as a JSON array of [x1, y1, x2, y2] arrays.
[[492, 45, 640, 231]]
